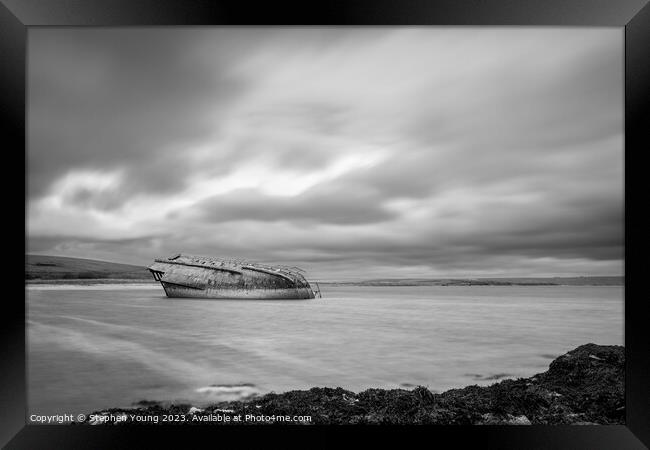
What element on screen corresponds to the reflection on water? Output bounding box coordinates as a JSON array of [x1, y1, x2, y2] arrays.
[[27, 285, 623, 415]]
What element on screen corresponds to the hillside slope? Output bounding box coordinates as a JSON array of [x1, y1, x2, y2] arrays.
[[26, 255, 151, 280]]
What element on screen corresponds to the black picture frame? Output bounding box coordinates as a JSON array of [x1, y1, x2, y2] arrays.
[[3, 0, 649, 448]]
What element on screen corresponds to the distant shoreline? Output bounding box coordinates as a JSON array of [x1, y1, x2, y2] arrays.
[[320, 278, 624, 287], [25, 277, 624, 287], [26, 254, 623, 286], [26, 278, 156, 285]]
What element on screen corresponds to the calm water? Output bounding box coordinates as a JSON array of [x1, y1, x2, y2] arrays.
[[27, 284, 623, 416]]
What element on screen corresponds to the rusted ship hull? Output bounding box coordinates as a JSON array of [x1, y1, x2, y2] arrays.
[[158, 283, 315, 299], [148, 254, 317, 300]]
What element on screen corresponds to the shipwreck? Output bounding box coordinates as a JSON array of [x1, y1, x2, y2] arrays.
[[148, 254, 320, 299]]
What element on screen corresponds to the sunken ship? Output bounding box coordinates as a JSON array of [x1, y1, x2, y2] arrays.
[[148, 254, 319, 299]]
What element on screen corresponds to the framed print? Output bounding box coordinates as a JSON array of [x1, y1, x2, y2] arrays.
[[2, 0, 649, 448]]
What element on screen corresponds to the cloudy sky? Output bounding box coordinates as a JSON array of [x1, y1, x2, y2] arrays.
[[27, 28, 623, 280]]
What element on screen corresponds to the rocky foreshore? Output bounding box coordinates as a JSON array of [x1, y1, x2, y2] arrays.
[[82, 343, 624, 425]]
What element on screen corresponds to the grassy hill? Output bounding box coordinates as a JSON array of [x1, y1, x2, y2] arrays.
[[26, 255, 151, 281]]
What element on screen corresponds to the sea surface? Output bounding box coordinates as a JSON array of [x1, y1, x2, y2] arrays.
[[27, 284, 623, 416]]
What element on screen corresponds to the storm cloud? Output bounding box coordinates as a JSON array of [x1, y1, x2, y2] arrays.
[[27, 28, 623, 280]]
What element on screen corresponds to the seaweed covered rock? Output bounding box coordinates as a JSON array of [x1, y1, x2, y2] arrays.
[[249, 387, 366, 424], [83, 343, 624, 425], [536, 343, 625, 424]]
